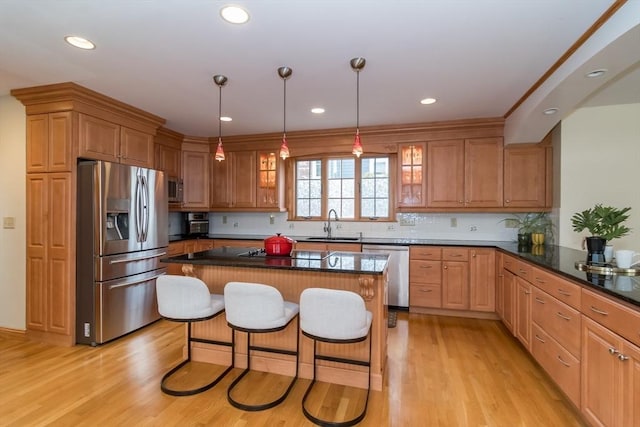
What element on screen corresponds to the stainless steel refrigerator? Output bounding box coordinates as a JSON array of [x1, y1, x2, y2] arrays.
[[76, 160, 168, 345]]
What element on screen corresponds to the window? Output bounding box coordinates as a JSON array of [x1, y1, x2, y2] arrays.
[[293, 155, 391, 220]]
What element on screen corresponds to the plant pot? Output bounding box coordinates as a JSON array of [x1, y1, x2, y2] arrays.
[[517, 232, 531, 246], [585, 236, 606, 265]]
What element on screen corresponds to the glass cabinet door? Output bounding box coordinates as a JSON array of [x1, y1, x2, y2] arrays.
[[398, 143, 426, 207], [257, 151, 279, 208]]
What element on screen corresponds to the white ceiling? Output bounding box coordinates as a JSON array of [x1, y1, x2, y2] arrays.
[[1, 0, 637, 141]]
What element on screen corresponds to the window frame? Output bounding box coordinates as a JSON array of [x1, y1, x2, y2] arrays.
[[289, 153, 396, 222]]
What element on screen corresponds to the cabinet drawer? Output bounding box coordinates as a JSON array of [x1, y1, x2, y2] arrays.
[[410, 284, 441, 308], [582, 288, 640, 348], [515, 260, 532, 280], [503, 254, 518, 273], [442, 247, 469, 261], [531, 324, 581, 407], [409, 260, 441, 284], [532, 287, 581, 358], [410, 246, 441, 260], [530, 267, 581, 310]]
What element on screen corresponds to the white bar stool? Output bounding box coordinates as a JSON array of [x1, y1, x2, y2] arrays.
[[223, 281, 299, 411], [300, 288, 373, 427], [156, 275, 233, 396]]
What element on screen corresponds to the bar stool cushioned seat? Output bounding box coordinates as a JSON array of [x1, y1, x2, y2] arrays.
[[156, 275, 233, 396], [224, 281, 299, 411], [300, 288, 373, 427]]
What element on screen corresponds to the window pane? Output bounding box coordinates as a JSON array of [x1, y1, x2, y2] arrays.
[[376, 178, 389, 194], [297, 200, 309, 217], [342, 179, 355, 198], [310, 199, 321, 217], [297, 180, 309, 198], [297, 161, 310, 179], [296, 159, 322, 218], [309, 180, 322, 197], [360, 156, 389, 219], [342, 199, 355, 218], [328, 180, 342, 198], [376, 199, 389, 217], [361, 199, 374, 217], [361, 178, 375, 198]]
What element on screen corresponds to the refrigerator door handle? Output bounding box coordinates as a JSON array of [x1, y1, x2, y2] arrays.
[[141, 174, 150, 242], [134, 174, 143, 242], [108, 251, 167, 264], [107, 271, 166, 290]]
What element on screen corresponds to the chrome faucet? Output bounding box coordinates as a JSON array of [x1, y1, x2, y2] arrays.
[[324, 209, 339, 238]]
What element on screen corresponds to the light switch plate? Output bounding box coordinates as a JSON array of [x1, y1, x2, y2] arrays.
[[3, 217, 15, 229]]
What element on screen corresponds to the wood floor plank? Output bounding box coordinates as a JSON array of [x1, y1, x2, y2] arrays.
[[0, 313, 585, 426]]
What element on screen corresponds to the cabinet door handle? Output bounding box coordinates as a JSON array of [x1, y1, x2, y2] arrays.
[[420, 289, 433, 293], [556, 312, 571, 321], [524, 290, 532, 295], [535, 297, 545, 304], [535, 334, 546, 343], [444, 265, 448, 270], [535, 277, 546, 284], [590, 306, 609, 316], [618, 354, 629, 361], [557, 289, 571, 296], [609, 347, 619, 355], [450, 254, 463, 257], [556, 355, 571, 367], [420, 265, 433, 269]]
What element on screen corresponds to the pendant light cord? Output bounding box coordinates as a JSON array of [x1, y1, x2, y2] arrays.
[[218, 84, 223, 140], [283, 77, 287, 137], [356, 69, 360, 130]]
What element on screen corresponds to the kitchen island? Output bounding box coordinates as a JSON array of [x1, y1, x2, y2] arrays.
[[161, 246, 389, 390]]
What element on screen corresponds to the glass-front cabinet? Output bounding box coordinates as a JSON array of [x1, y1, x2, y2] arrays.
[[257, 151, 280, 208], [398, 143, 426, 207]]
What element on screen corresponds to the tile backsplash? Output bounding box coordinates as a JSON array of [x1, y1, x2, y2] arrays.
[[170, 211, 522, 242]]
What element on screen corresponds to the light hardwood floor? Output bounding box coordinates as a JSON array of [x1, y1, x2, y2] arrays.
[[0, 313, 585, 426]]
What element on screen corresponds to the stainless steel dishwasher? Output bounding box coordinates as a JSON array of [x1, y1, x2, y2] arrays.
[[362, 245, 409, 310]]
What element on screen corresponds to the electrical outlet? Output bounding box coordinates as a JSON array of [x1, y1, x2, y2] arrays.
[[504, 218, 518, 228], [269, 215, 275, 225], [233, 222, 239, 228], [399, 217, 415, 226], [387, 224, 396, 231], [222, 215, 227, 224], [469, 225, 478, 231], [450, 217, 457, 228], [289, 223, 295, 229], [3, 217, 15, 229]]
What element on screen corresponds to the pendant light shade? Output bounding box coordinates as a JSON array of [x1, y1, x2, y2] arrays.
[[213, 74, 228, 162], [278, 66, 292, 160], [350, 57, 366, 158]]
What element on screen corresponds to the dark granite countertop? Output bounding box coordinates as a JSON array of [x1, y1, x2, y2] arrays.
[[161, 246, 388, 275], [167, 233, 640, 307]]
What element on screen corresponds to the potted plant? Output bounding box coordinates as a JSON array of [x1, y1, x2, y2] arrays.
[[504, 213, 552, 248], [570, 204, 631, 263]]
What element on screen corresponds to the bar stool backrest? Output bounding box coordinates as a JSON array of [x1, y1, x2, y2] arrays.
[[156, 275, 218, 320], [224, 282, 289, 330], [300, 288, 372, 340]]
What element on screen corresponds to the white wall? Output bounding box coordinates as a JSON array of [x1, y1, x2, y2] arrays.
[[559, 103, 640, 251], [0, 95, 26, 330]]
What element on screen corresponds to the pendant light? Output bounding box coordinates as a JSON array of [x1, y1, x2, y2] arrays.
[[278, 66, 292, 160], [213, 75, 228, 162], [350, 57, 366, 158]]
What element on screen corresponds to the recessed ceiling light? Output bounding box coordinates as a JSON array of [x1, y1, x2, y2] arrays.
[[311, 107, 325, 114], [543, 108, 558, 115], [64, 35, 95, 50], [420, 98, 437, 105], [586, 69, 607, 78], [220, 116, 232, 122], [220, 5, 250, 24]]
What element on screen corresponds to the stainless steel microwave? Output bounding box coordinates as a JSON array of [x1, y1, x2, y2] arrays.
[[167, 177, 183, 203]]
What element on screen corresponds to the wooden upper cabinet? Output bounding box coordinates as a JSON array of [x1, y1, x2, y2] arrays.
[[26, 112, 73, 172], [155, 143, 181, 178], [398, 143, 426, 207], [232, 151, 257, 208], [465, 137, 503, 207], [78, 113, 153, 168], [504, 144, 546, 208], [119, 126, 154, 168], [210, 154, 232, 208], [182, 150, 210, 209], [427, 139, 465, 207]]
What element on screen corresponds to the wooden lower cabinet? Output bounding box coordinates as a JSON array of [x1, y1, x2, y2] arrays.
[[442, 260, 469, 310], [515, 277, 532, 350], [26, 172, 74, 344], [581, 315, 640, 427], [469, 248, 495, 312], [409, 259, 442, 308], [532, 323, 581, 407]]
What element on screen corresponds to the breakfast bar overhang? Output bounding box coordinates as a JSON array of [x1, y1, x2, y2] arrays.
[[161, 247, 389, 391]]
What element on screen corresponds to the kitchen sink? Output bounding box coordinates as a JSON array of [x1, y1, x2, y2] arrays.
[[305, 236, 360, 241]]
